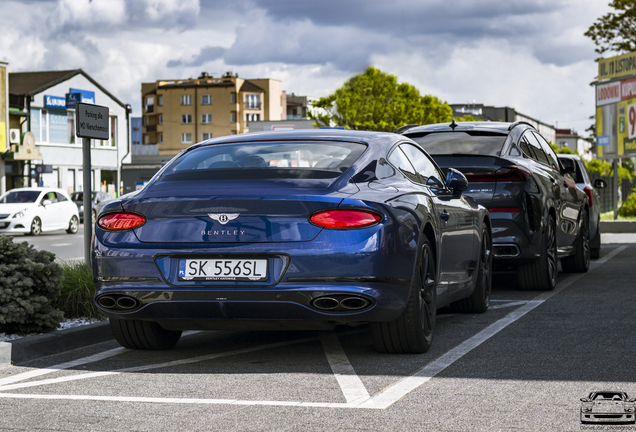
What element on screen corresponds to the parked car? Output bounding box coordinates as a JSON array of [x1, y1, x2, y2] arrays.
[[557, 154, 606, 259], [0, 187, 79, 236], [93, 129, 492, 353], [580, 391, 636, 424], [70, 191, 114, 223], [399, 121, 590, 291]]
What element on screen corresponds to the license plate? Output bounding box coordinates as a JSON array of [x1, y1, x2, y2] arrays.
[[178, 259, 268, 281]]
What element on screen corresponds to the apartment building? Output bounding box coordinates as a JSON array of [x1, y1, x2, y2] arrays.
[[141, 72, 283, 155]]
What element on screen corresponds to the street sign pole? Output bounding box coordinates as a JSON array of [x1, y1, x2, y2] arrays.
[[75, 103, 110, 268], [83, 137, 92, 266]]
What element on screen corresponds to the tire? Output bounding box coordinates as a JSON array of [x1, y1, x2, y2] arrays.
[[451, 226, 492, 314], [561, 209, 590, 273], [109, 318, 182, 350], [29, 217, 42, 236], [590, 219, 601, 259], [371, 237, 436, 354], [66, 215, 79, 234], [517, 214, 557, 291]]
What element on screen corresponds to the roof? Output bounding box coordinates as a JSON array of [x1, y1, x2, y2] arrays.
[[239, 80, 265, 93], [399, 121, 521, 135], [9, 69, 126, 108], [190, 128, 399, 150]]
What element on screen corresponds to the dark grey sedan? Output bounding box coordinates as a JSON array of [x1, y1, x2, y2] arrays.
[[70, 191, 114, 223], [557, 154, 606, 259]]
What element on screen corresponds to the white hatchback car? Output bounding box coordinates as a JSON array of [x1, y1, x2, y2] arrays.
[[0, 187, 80, 236]]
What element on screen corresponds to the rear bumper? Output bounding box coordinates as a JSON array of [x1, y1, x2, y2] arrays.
[[490, 215, 542, 262], [93, 223, 418, 329]]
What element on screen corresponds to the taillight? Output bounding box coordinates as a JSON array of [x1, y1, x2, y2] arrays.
[[488, 208, 521, 213], [463, 171, 497, 182], [584, 186, 594, 206], [460, 166, 530, 183], [495, 166, 531, 182], [97, 212, 146, 231], [309, 209, 382, 229]]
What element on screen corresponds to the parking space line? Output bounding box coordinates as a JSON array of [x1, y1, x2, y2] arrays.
[[356, 246, 628, 409], [489, 301, 529, 310], [320, 335, 370, 404], [0, 247, 626, 410]]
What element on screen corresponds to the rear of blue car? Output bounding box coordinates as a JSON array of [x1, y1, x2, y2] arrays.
[[93, 139, 418, 345]]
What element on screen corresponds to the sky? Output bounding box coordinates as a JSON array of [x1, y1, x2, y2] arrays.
[[0, 0, 614, 136]]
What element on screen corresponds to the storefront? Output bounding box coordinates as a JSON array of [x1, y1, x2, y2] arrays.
[[5, 69, 131, 196]]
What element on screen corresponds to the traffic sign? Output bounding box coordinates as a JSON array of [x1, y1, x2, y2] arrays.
[[75, 103, 109, 140]]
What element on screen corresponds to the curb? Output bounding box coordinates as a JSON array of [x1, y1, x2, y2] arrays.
[[600, 220, 636, 233], [0, 320, 114, 367]]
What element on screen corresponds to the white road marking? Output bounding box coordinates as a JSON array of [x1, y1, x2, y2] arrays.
[[489, 301, 529, 310], [320, 335, 370, 404], [0, 247, 626, 409]]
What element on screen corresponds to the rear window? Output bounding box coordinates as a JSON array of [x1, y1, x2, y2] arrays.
[[160, 141, 367, 181], [407, 132, 507, 156]]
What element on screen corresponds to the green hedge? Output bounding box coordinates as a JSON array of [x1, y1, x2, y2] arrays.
[[0, 236, 64, 334]]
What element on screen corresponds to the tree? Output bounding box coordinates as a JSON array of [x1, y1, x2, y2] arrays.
[[311, 67, 454, 132], [584, 0, 636, 55], [550, 143, 576, 155]]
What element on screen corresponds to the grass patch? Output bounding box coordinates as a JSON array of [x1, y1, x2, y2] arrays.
[[52, 261, 105, 321]]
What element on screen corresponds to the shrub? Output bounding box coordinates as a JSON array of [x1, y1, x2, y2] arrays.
[[620, 190, 636, 217], [53, 261, 104, 321], [0, 236, 64, 334]]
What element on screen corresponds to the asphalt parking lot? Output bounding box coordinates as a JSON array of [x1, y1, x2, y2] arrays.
[[0, 244, 635, 431]]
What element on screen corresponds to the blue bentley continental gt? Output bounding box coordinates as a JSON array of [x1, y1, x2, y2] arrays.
[[93, 130, 492, 353]]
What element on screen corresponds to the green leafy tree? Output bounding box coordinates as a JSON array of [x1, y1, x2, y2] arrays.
[[311, 67, 453, 131], [584, 0, 636, 55], [550, 143, 576, 155], [585, 158, 634, 181]]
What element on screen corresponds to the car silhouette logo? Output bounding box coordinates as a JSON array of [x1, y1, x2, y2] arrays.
[[580, 391, 636, 424], [208, 213, 240, 225]]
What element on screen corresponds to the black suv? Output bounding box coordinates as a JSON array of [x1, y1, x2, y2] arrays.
[[399, 121, 589, 291]]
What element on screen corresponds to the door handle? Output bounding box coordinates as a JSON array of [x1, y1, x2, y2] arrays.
[[441, 210, 450, 222]]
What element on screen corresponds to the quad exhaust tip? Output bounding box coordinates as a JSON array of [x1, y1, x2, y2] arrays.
[[97, 294, 141, 312], [311, 295, 373, 312]]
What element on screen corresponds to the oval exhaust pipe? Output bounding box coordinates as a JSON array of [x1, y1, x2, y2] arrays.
[[312, 297, 340, 310], [340, 297, 370, 310], [116, 296, 139, 310], [97, 296, 116, 309]]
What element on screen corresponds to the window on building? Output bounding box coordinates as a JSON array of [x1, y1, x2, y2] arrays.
[[147, 96, 154, 105], [159, 115, 163, 125], [158, 95, 163, 106], [181, 133, 193, 143], [181, 95, 192, 105], [181, 114, 192, 124], [230, 93, 236, 104], [201, 114, 212, 124], [231, 130, 237, 135], [246, 94, 261, 109], [41, 109, 48, 142], [201, 94, 212, 105], [144, 135, 149, 144], [246, 113, 261, 122], [160, 133, 163, 144], [109, 116, 117, 147], [133, 127, 140, 132], [143, 117, 148, 126], [231, 112, 236, 123], [68, 116, 75, 144], [202, 132, 212, 140]]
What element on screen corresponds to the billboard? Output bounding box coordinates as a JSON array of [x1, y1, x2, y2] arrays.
[[596, 51, 636, 159]]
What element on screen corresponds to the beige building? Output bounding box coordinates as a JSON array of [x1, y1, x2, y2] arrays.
[[141, 72, 283, 155]]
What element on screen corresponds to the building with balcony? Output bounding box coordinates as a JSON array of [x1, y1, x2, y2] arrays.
[[141, 72, 283, 155], [556, 128, 593, 160]]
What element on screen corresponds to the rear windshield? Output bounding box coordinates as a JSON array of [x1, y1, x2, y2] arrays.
[[160, 141, 367, 181], [0, 191, 40, 203], [407, 132, 507, 156], [558, 158, 586, 183]]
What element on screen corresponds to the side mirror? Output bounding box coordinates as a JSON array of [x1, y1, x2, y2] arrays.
[[594, 179, 607, 189], [41, 200, 52, 206], [445, 168, 468, 196], [580, 398, 589, 402]]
